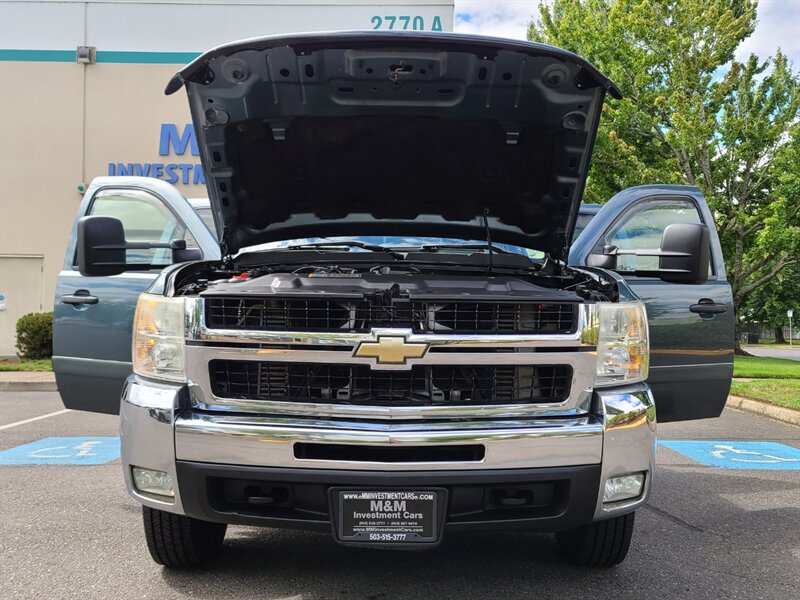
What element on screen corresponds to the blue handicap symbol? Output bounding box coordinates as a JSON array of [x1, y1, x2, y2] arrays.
[[659, 440, 800, 470], [0, 437, 120, 465]]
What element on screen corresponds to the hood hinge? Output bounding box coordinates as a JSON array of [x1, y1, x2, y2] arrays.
[[219, 240, 234, 269]]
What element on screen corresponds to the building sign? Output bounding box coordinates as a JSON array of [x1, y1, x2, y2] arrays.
[[107, 123, 205, 185], [369, 14, 443, 30]]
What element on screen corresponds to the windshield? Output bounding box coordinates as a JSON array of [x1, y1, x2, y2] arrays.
[[240, 236, 545, 259], [190, 204, 548, 259]]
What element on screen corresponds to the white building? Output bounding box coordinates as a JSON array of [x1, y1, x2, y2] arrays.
[[0, 0, 455, 355]]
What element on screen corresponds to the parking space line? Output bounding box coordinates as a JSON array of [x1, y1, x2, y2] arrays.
[[0, 409, 71, 431]]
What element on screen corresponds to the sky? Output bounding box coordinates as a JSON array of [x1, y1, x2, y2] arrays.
[[453, 0, 800, 68]]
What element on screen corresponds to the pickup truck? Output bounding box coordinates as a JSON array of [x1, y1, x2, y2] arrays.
[[53, 32, 734, 569]]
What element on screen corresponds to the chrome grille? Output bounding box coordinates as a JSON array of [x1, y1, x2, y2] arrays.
[[204, 297, 577, 334], [204, 297, 354, 331], [419, 302, 577, 334], [209, 360, 573, 406]]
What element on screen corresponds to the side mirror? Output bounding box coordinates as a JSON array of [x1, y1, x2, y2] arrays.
[[173, 247, 203, 262], [76, 215, 188, 277], [586, 252, 617, 269], [658, 223, 710, 284], [77, 216, 127, 276], [586, 222, 710, 284]]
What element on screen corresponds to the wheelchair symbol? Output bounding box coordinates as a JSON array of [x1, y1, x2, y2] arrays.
[[711, 444, 800, 464], [28, 440, 101, 460]]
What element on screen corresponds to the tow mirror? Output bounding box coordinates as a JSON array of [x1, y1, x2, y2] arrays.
[[588, 223, 710, 284], [657, 223, 710, 284], [76, 215, 187, 277]]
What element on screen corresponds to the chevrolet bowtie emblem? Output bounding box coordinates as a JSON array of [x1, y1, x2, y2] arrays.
[[353, 336, 429, 365]]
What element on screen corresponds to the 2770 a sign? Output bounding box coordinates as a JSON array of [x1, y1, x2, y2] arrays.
[[370, 15, 443, 31]]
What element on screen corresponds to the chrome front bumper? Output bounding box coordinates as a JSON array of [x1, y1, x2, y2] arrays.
[[121, 376, 655, 526], [174, 413, 604, 471]]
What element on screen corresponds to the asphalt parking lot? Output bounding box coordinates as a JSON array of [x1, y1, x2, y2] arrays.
[[744, 346, 800, 361], [1, 392, 799, 600]]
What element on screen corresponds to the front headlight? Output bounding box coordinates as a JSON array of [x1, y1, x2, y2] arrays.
[[588, 302, 649, 387], [133, 294, 186, 382]]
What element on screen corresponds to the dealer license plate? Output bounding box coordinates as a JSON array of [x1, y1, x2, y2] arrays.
[[337, 490, 439, 544]]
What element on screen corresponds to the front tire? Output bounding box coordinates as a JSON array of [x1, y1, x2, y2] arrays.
[[556, 512, 635, 567], [142, 506, 227, 568]]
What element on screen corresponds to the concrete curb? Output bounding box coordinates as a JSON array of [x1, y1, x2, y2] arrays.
[[0, 380, 58, 392], [0, 372, 57, 393], [726, 395, 800, 427]]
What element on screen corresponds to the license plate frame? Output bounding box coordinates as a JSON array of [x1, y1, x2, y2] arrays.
[[330, 487, 447, 547]]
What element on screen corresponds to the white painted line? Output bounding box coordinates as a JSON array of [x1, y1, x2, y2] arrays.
[[0, 409, 71, 431]]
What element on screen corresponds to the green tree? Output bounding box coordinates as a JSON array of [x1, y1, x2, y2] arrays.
[[529, 0, 800, 351], [743, 264, 800, 342]]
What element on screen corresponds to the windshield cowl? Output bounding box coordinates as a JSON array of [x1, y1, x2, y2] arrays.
[[238, 237, 546, 261]]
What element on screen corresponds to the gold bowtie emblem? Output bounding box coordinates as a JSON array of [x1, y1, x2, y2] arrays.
[[353, 336, 429, 365]]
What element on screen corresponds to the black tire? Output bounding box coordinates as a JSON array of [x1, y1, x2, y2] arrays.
[[556, 511, 635, 567], [142, 505, 227, 568]]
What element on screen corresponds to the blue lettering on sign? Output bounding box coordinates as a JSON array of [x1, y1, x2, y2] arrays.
[[158, 123, 199, 156], [659, 441, 800, 470], [370, 14, 443, 31], [0, 437, 120, 465], [107, 123, 205, 185], [178, 163, 193, 185]]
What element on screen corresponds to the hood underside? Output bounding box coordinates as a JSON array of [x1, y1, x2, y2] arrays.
[[168, 31, 619, 259]]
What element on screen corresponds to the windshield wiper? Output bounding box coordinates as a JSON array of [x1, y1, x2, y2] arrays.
[[287, 240, 403, 260], [416, 244, 516, 255]]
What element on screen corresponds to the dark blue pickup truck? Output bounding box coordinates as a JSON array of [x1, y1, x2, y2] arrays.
[[53, 32, 733, 569]]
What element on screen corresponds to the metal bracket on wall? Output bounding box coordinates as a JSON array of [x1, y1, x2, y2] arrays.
[[76, 46, 96, 65]]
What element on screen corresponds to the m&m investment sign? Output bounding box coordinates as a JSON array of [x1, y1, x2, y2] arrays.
[[107, 124, 205, 186]]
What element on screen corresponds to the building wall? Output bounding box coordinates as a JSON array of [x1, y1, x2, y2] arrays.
[[0, 0, 454, 355]]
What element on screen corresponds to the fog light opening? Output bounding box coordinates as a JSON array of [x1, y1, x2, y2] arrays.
[[603, 472, 645, 504], [132, 467, 174, 498]]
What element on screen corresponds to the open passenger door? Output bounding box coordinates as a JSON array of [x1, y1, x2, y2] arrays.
[[570, 186, 734, 422]]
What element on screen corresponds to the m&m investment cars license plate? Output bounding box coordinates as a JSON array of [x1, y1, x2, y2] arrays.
[[336, 490, 439, 544]]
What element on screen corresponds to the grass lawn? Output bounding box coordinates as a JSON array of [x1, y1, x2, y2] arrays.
[[733, 356, 800, 379], [0, 358, 53, 372], [730, 379, 800, 411]]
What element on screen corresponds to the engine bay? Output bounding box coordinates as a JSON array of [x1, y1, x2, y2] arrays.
[[170, 249, 618, 305]]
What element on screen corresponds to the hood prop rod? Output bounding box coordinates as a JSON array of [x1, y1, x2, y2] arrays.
[[482, 208, 494, 277]]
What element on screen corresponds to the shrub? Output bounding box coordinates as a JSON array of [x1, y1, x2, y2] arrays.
[[16, 312, 53, 360]]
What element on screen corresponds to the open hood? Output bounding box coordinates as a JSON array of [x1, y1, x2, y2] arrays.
[[167, 32, 620, 260]]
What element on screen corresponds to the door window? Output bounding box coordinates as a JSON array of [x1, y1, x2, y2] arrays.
[[605, 199, 708, 274], [85, 189, 196, 267]]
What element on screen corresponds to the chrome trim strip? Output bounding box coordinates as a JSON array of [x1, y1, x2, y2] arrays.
[[184, 348, 596, 419], [174, 413, 603, 471], [185, 298, 598, 349]]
